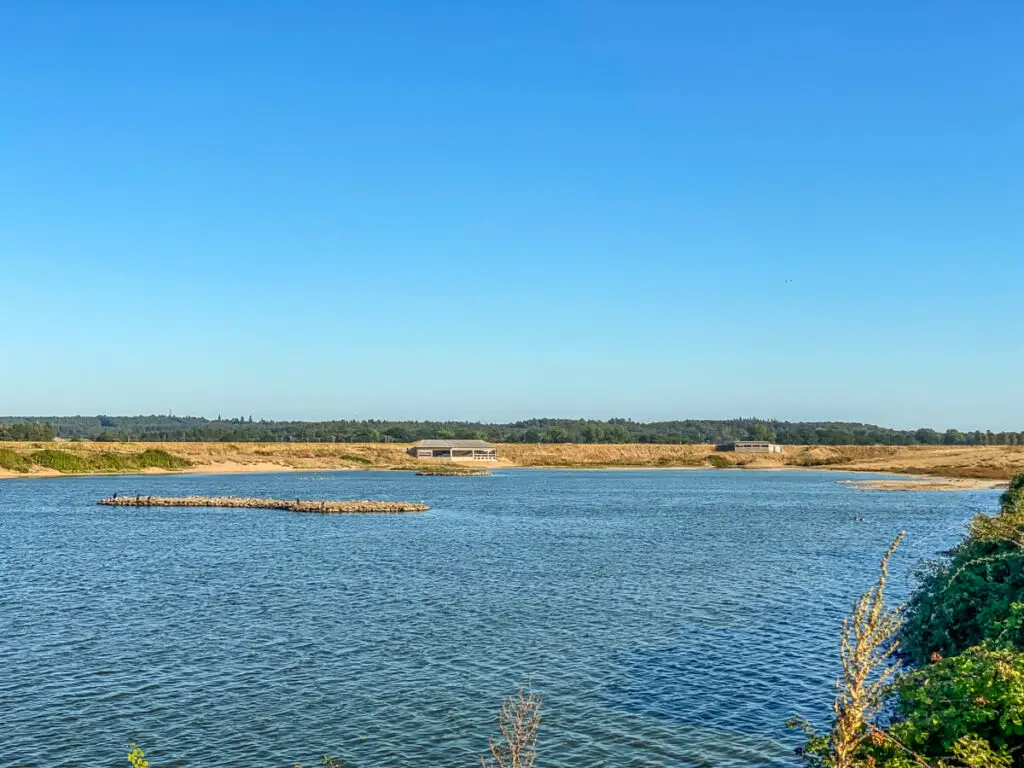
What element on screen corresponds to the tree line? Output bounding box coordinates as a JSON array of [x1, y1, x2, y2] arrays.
[[0, 422, 56, 441], [0, 415, 1021, 445]]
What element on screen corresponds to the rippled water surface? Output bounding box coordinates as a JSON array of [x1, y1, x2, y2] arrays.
[[0, 469, 998, 767]]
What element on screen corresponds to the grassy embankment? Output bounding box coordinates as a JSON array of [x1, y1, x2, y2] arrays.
[[0, 447, 191, 475], [1, 442, 1023, 480]]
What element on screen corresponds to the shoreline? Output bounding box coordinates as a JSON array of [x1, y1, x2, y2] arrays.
[[0, 460, 1007, 491], [0, 461, 365, 481], [2, 442, 1021, 487]]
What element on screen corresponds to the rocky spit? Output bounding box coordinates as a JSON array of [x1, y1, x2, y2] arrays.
[[97, 495, 429, 514], [414, 467, 492, 476]]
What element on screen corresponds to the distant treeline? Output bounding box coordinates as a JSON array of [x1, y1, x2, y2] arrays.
[[1, 415, 1022, 446], [0, 422, 56, 441]]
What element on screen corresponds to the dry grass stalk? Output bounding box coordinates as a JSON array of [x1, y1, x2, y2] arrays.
[[831, 531, 906, 768], [480, 690, 541, 768]]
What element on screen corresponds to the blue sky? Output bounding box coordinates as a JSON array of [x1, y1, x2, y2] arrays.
[[1, 2, 1020, 429]]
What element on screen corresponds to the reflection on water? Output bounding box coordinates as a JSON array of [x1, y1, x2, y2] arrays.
[[0, 469, 991, 767]]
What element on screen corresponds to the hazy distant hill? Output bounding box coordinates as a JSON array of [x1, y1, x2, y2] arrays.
[[0, 415, 1019, 446]]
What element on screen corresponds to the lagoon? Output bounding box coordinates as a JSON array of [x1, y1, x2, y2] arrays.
[[0, 470, 996, 767]]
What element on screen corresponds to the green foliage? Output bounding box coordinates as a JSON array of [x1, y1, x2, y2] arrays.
[[900, 510, 1024, 665], [0, 421, 55, 441], [861, 644, 1024, 768], [88, 452, 139, 472], [87, 449, 192, 472], [2, 414, 1020, 445], [707, 454, 730, 468], [133, 449, 192, 470], [796, 455, 848, 467], [1002, 476, 1024, 516], [884, 473, 1024, 767], [0, 447, 32, 472], [30, 449, 92, 472], [786, 717, 831, 767], [948, 734, 1014, 768], [127, 745, 149, 768], [17, 448, 192, 474], [336, 453, 372, 465]]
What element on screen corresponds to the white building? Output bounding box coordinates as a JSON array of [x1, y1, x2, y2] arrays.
[[729, 441, 784, 454], [407, 439, 498, 461]]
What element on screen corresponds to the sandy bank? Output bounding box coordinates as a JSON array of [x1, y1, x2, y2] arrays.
[[839, 477, 1007, 492], [2, 442, 1023, 484], [0, 461, 323, 480]]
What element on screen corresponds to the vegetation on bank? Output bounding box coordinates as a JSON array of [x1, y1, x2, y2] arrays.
[[0, 448, 191, 474], [794, 473, 1024, 768], [3, 415, 1023, 446], [3, 441, 1023, 480], [0, 447, 34, 472]]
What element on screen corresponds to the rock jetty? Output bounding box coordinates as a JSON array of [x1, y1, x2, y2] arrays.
[[415, 466, 491, 476], [98, 495, 429, 514]]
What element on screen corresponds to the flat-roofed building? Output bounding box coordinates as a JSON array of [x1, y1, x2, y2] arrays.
[[407, 439, 498, 461], [726, 441, 784, 454]]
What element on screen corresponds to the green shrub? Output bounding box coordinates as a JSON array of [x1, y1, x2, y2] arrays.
[[901, 519, 1024, 664], [337, 452, 372, 465], [707, 454, 730, 468], [30, 449, 91, 473], [0, 447, 32, 472], [862, 643, 1024, 768], [900, 472, 1024, 665], [135, 449, 192, 470], [88, 452, 136, 472], [22, 448, 191, 474], [797, 456, 847, 467], [1002, 475, 1024, 515], [88, 449, 191, 472]]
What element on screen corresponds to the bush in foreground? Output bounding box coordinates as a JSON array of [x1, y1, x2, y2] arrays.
[[901, 482, 1024, 664]]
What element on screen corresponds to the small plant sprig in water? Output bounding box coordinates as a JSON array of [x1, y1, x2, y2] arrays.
[[480, 690, 541, 768], [127, 745, 148, 768]]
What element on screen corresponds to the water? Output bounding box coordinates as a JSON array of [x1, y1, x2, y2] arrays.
[[0, 469, 998, 767]]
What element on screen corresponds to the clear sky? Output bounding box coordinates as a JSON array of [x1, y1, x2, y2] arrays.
[[1, 2, 1021, 429]]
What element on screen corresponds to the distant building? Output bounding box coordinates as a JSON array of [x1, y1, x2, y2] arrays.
[[408, 439, 498, 461], [720, 441, 784, 454]]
